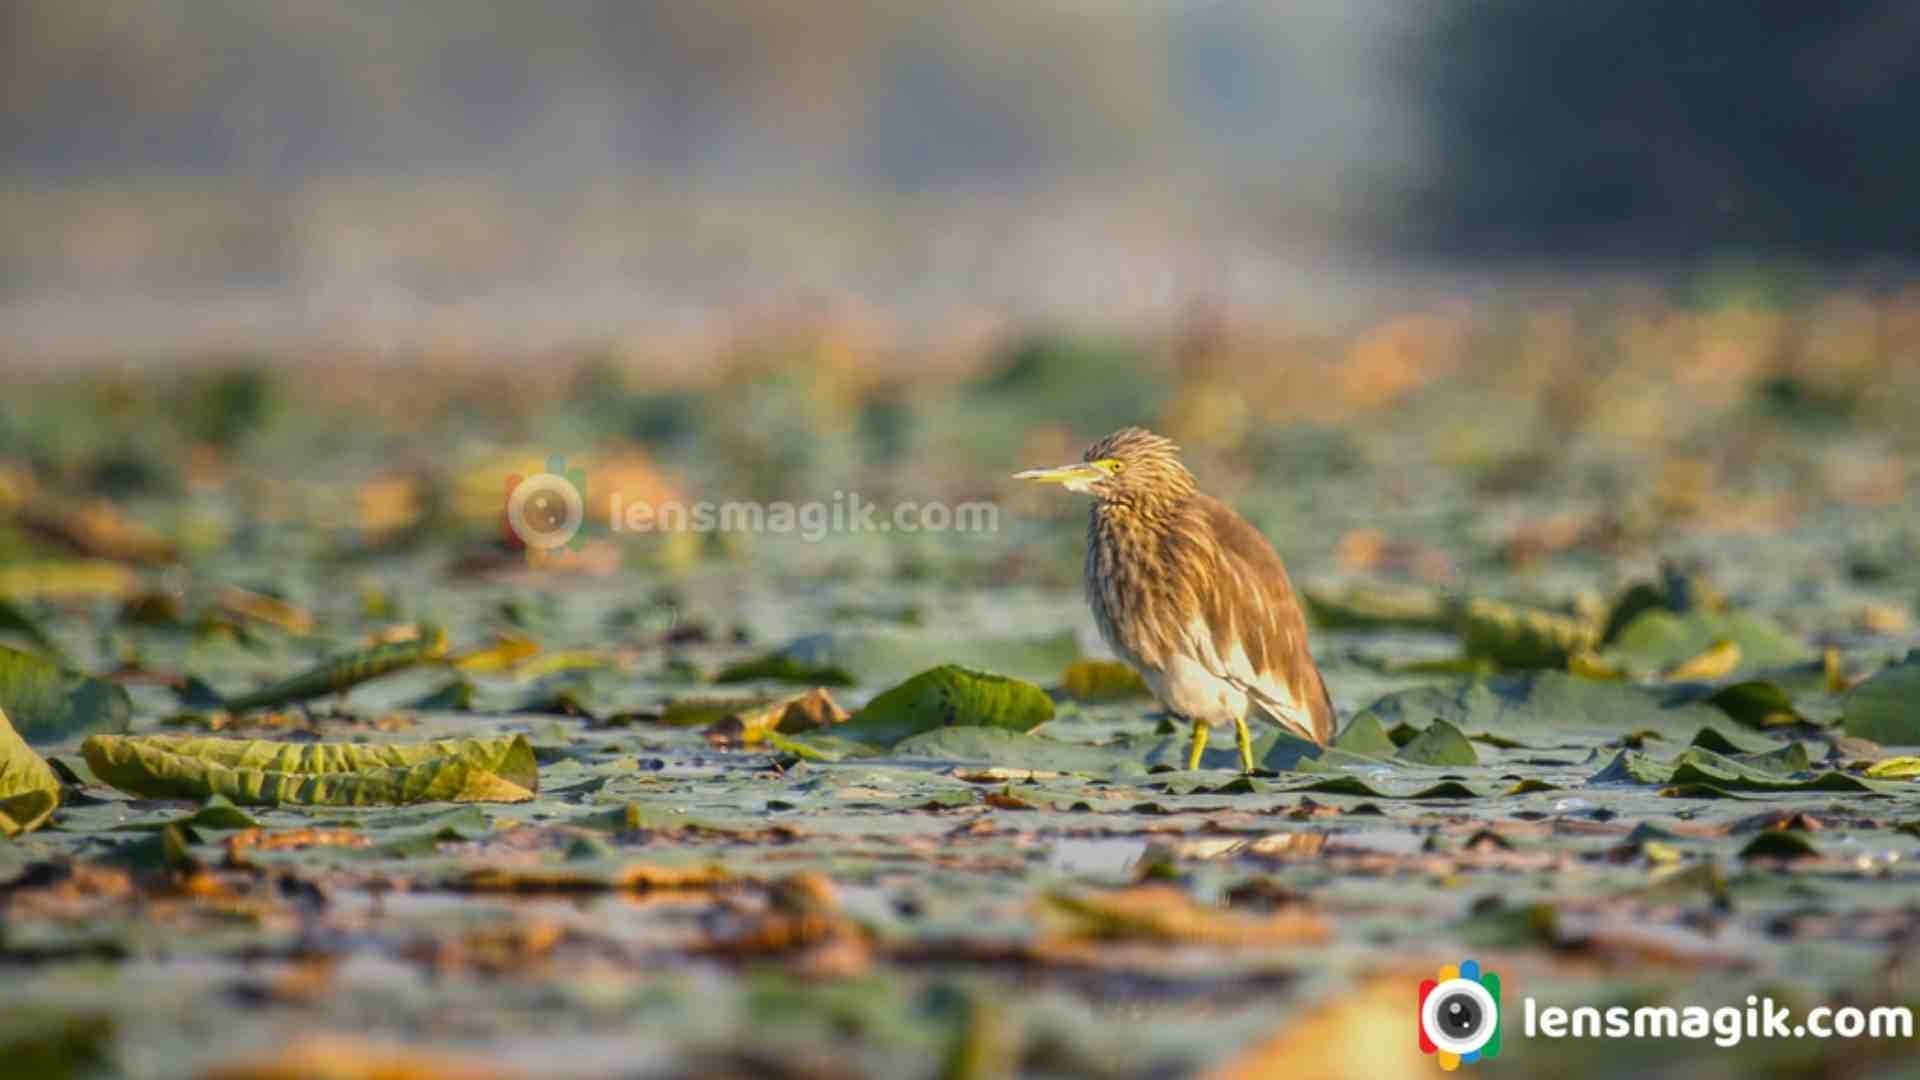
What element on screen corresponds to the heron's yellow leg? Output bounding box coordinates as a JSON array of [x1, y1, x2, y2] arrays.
[[1186, 718, 1209, 770], [1235, 715, 1256, 774]]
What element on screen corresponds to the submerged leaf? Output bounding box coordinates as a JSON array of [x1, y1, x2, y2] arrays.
[[888, 727, 1138, 775], [80, 733, 537, 805], [1361, 670, 1717, 739]]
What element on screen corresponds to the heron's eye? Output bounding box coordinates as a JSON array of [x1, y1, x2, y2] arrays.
[[1101, 459, 1125, 475]]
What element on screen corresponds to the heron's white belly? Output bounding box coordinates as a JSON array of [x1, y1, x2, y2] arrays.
[[1142, 653, 1248, 728]]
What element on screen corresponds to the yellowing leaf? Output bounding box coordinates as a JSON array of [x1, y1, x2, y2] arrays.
[[1041, 884, 1328, 947], [1567, 649, 1627, 681], [0, 560, 140, 601], [450, 635, 541, 674], [81, 734, 537, 806], [1204, 970, 1436, 1080], [0, 704, 60, 836], [1659, 638, 1741, 681], [1865, 757, 1920, 780]]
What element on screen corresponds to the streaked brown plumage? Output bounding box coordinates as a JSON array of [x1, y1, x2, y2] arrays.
[[1017, 427, 1333, 771]]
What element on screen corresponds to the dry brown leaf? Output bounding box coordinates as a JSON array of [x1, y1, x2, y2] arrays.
[[22, 498, 177, 564], [709, 687, 850, 745], [219, 586, 315, 635], [356, 473, 425, 538], [455, 862, 732, 894], [225, 827, 370, 866]]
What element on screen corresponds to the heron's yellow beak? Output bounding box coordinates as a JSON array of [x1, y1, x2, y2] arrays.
[[1013, 463, 1104, 493]]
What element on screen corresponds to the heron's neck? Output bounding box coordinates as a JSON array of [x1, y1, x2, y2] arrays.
[[1090, 491, 1188, 540]]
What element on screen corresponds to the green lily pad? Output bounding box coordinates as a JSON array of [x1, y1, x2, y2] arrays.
[[0, 599, 70, 667], [1361, 670, 1718, 739], [1394, 718, 1478, 766], [1458, 597, 1597, 668], [838, 665, 1054, 747], [1605, 610, 1811, 676], [1842, 656, 1920, 744], [1739, 831, 1821, 859], [1287, 775, 1482, 799], [222, 626, 451, 712], [886, 727, 1144, 776], [1059, 660, 1151, 703], [778, 630, 1081, 687], [713, 653, 854, 687], [0, 645, 131, 745], [1301, 582, 1459, 631], [80, 733, 539, 805], [1331, 712, 1398, 756], [1702, 681, 1807, 728], [1689, 725, 1786, 755]]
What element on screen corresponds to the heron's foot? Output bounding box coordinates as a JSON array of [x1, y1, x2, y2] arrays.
[[1234, 715, 1256, 775], [1186, 719, 1210, 770]]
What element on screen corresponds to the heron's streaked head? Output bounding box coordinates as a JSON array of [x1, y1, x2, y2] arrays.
[[1014, 426, 1196, 509]]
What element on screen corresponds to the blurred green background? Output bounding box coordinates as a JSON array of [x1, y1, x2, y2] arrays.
[[6, 1, 1920, 355]]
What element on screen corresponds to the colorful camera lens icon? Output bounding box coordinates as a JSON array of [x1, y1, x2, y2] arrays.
[[1419, 959, 1501, 1070], [504, 454, 587, 564]]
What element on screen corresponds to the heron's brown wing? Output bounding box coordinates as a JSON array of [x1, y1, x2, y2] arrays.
[[1192, 496, 1335, 745]]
